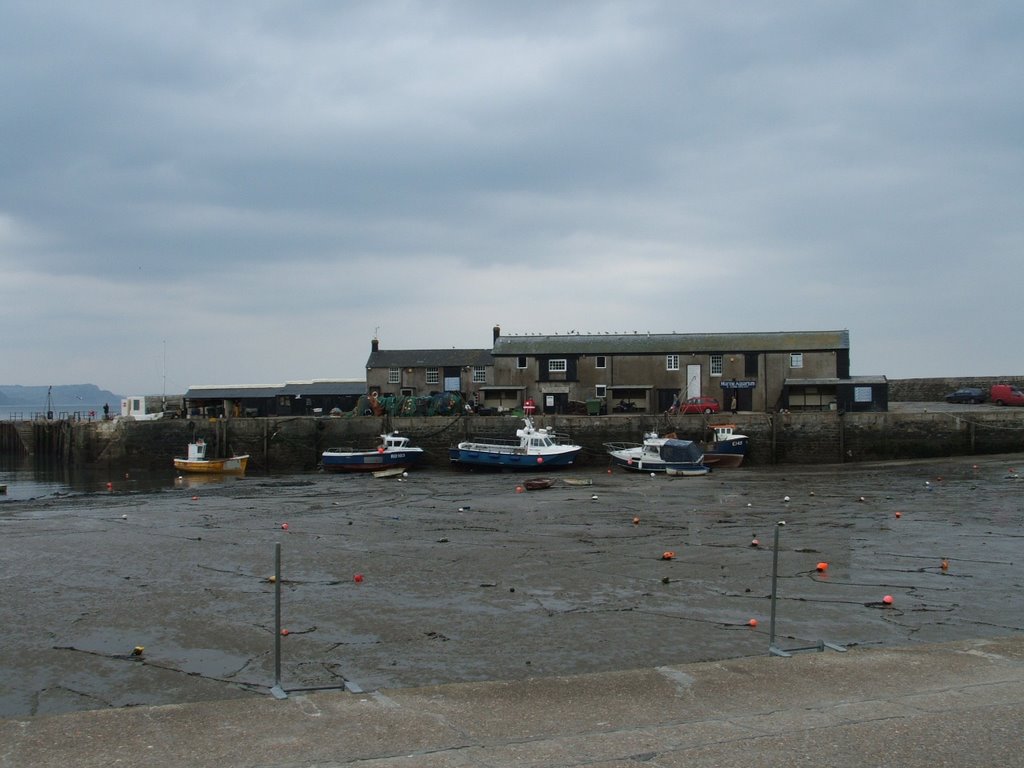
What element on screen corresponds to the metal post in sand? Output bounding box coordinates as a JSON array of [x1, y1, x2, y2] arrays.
[[768, 520, 846, 658], [270, 542, 288, 699]]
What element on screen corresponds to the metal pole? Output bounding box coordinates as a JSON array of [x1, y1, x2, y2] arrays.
[[271, 542, 287, 699], [769, 520, 785, 649]]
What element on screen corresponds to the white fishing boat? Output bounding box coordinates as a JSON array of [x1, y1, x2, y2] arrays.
[[449, 417, 581, 470], [605, 432, 709, 475]]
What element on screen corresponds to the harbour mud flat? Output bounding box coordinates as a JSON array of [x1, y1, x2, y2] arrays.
[[2, 455, 1023, 719]]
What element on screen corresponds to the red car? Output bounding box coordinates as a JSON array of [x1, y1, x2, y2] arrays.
[[680, 396, 720, 414]]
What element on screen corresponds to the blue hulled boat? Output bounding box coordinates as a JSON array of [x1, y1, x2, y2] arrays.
[[449, 418, 582, 470], [322, 432, 424, 473]]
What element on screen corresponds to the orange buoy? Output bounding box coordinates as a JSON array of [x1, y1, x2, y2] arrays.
[[816, 562, 828, 572], [353, 573, 364, 583], [895, 511, 902, 518], [281, 523, 289, 530], [751, 538, 760, 547], [281, 628, 289, 636], [747, 618, 758, 627], [632, 516, 640, 525], [515, 486, 524, 493], [661, 551, 675, 560], [941, 559, 949, 571], [882, 594, 894, 605]]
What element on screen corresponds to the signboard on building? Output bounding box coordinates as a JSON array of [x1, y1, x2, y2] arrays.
[[720, 380, 757, 389]]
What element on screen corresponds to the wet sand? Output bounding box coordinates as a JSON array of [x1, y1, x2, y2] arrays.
[[2, 455, 1023, 718]]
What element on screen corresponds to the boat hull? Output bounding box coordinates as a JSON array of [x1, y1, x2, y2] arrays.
[[322, 449, 424, 473], [607, 452, 709, 475], [665, 465, 713, 476], [448, 447, 580, 469], [173, 455, 249, 475], [701, 452, 744, 468]]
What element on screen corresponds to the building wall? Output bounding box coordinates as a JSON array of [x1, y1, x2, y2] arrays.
[[367, 366, 490, 401], [492, 348, 842, 413]]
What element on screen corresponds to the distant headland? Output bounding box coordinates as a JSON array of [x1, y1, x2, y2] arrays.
[[0, 384, 123, 407]]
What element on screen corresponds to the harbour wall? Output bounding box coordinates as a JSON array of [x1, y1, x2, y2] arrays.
[[3, 409, 1024, 471]]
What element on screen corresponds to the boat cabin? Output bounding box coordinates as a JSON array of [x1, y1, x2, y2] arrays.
[[187, 441, 208, 461]]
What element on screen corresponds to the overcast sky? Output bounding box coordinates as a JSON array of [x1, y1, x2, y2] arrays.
[[2, 2, 1021, 396]]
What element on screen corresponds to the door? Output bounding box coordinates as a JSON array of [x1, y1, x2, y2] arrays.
[[686, 364, 701, 398]]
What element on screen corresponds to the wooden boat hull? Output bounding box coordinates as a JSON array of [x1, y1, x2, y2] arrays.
[[665, 465, 713, 477], [173, 455, 249, 475], [372, 467, 408, 479], [523, 477, 555, 490]]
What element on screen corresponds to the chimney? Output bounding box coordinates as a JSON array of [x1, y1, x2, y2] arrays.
[[371, 337, 379, 353], [493, 325, 501, 343]]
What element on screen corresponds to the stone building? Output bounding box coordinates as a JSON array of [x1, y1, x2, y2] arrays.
[[488, 326, 871, 414], [362, 326, 887, 415], [364, 338, 494, 405]]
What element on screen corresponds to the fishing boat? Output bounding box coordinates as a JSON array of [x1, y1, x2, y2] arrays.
[[523, 477, 555, 490], [701, 424, 749, 468], [173, 440, 249, 475], [604, 432, 710, 475], [321, 432, 424, 473], [449, 417, 582, 470]]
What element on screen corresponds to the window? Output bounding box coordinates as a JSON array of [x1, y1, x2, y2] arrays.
[[548, 359, 567, 373], [595, 356, 607, 369], [517, 356, 527, 369], [666, 355, 680, 371], [710, 354, 723, 376], [472, 366, 486, 383], [595, 385, 607, 398], [790, 353, 804, 369], [388, 367, 401, 384], [426, 367, 439, 384]]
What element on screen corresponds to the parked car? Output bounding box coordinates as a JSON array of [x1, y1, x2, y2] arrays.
[[944, 387, 986, 404], [680, 396, 721, 414], [990, 384, 1024, 406]]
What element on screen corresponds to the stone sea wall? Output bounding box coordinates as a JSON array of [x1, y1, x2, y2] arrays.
[[5, 407, 1023, 471]]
